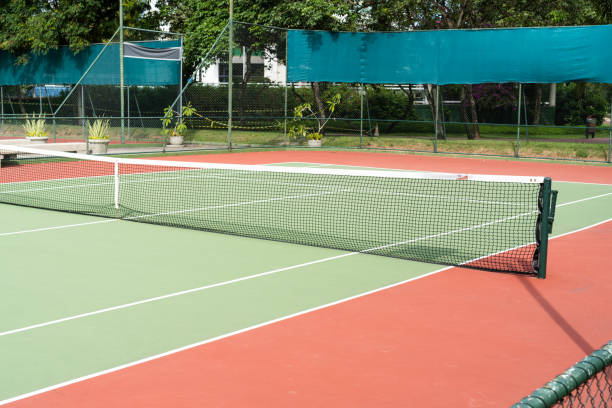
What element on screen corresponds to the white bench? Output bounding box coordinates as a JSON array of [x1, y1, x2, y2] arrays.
[[0, 140, 87, 167]]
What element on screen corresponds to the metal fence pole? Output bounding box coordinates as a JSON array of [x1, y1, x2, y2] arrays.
[[515, 83, 522, 158], [81, 86, 85, 142], [227, 4, 233, 150], [608, 99, 611, 163], [179, 35, 183, 126], [360, 85, 364, 149], [434, 85, 439, 153], [523, 86, 529, 142], [162, 120, 167, 153], [127, 86, 130, 140], [38, 85, 42, 115], [283, 32, 288, 146], [1, 86, 3, 136], [119, 3, 125, 144]]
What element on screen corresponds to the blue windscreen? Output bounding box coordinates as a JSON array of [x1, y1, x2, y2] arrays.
[[288, 25, 612, 84], [0, 40, 181, 86]]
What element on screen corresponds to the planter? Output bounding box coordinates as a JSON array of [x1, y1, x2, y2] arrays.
[[169, 135, 184, 146], [307, 139, 322, 148], [89, 139, 110, 154], [26, 136, 48, 144]]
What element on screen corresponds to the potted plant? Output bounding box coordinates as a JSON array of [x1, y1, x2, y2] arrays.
[[87, 119, 111, 154], [307, 132, 323, 147], [23, 114, 48, 143], [162, 102, 197, 146], [288, 94, 340, 147]]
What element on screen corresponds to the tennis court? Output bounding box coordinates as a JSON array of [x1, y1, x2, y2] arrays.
[[1, 149, 611, 407]]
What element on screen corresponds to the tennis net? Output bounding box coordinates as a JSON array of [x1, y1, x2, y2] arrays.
[[0, 143, 557, 276]]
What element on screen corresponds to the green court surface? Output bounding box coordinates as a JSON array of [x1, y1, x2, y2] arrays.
[[0, 163, 611, 403]]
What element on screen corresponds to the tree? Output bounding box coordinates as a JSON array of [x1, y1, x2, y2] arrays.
[[0, 0, 159, 113], [0, 0, 157, 63]]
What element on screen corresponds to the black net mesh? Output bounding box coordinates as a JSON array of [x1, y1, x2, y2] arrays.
[[0, 144, 545, 274]]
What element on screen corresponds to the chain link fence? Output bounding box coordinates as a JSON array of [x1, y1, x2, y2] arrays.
[[512, 340, 612, 408], [2, 21, 611, 162]]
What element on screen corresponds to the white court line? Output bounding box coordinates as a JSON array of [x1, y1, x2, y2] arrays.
[[0, 219, 118, 237], [0, 251, 357, 338], [1, 216, 610, 407]]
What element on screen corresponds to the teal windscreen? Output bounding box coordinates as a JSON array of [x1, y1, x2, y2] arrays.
[[0, 40, 181, 86], [288, 25, 612, 84]]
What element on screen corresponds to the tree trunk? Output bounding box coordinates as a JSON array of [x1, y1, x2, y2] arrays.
[[17, 86, 26, 114], [532, 84, 542, 125], [239, 48, 253, 126], [398, 84, 415, 115], [422, 84, 443, 137], [460, 86, 473, 139], [395, 84, 417, 133], [549, 83, 557, 107], [311, 82, 326, 134], [291, 84, 305, 104], [464, 84, 480, 139]]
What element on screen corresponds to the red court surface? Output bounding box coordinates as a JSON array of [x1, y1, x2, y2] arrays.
[[155, 150, 612, 184]]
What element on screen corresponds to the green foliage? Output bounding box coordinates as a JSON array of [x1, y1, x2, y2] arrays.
[[87, 118, 111, 140], [22, 114, 47, 137], [0, 0, 159, 64], [555, 83, 609, 126], [162, 102, 197, 138], [288, 93, 341, 141]]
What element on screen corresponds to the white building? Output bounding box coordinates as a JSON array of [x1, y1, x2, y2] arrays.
[[196, 47, 286, 85]]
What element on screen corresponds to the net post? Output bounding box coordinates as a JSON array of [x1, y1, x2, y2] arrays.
[[114, 160, 119, 214], [227, 6, 233, 151], [53, 114, 56, 143], [515, 83, 522, 158], [537, 177, 553, 279]]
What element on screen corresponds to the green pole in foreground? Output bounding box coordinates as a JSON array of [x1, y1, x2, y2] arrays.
[[119, 0, 125, 144], [515, 83, 522, 158], [227, 0, 233, 150], [537, 177, 555, 279]]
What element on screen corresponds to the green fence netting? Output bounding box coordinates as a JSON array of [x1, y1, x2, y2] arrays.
[[512, 340, 612, 407]]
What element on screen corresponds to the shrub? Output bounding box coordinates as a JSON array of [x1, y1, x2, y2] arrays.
[[555, 83, 609, 126]]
